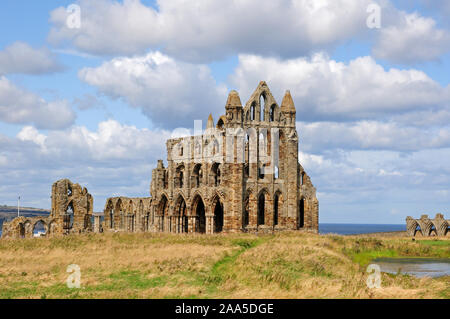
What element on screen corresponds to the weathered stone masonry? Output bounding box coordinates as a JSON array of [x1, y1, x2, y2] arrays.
[[2, 179, 93, 238], [406, 214, 449, 237], [103, 81, 319, 234], [2, 81, 320, 238]]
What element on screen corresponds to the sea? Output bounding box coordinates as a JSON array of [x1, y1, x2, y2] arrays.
[[319, 223, 405, 235], [0, 223, 405, 237]]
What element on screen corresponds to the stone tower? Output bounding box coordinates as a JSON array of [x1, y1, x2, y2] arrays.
[[143, 81, 319, 234]]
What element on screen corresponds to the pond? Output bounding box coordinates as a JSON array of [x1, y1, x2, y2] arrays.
[[372, 257, 450, 278]]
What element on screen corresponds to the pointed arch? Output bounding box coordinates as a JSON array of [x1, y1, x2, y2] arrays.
[[32, 219, 48, 237], [158, 194, 169, 232], [192, 163, 203, 188], [175, 164, 185, 188], [64, 200, 75, 231], [216, 116, 226, 130], [158, 194, 169, 216], [211, 194, 224, 233], [269, 104, 276, 121], [211, 162, 221, 186], [250, 102, 256, 121], [257, 188, 269, 226], [174, 193, 188, 233], [298, 197, 305, 229], [259, 93, 265, 121], [192, 194, 206, 234], [273, 190, 283, 227]]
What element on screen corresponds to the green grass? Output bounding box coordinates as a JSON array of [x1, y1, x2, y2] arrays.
[[0, 232, 448, 299], [418, 240, 450, 247]]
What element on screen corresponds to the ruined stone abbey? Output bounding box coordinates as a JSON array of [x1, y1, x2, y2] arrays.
[[2, 81, 319, 238]]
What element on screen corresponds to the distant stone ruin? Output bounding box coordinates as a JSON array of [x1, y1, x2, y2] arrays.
[[406, 214, 449, 237], [1, 179, 93, 239]]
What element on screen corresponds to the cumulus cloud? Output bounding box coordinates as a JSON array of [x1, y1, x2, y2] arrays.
[[373, 12, 450, 64], [297, 121, 450, 153], [23, 119, 170, 163], [299, 148, 450, 223], [0, 120, 171, 210], [48, 0, 375, 62], [0, 76, 76, 129], [0, 42, 64, 75], [230, 53, 450, 122], [79, 51, 227, 128]]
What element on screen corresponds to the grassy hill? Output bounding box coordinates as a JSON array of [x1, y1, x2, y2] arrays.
[[0, 232, 448, 299]]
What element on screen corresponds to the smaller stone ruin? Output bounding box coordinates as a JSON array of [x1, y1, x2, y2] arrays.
[[406, 214, 449, 237], [1, 179, 93, 239]]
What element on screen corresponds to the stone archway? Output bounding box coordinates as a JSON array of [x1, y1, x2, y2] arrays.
[[158, 195, 169, 232], [33, 220, 47, 237], [64, 201, 74, 233], [174, 195, 188, 233], [192, 195, 206, 234], [298, 198, 305, 229], [257, 192, 265, 226], [212, 196, 224, 233]]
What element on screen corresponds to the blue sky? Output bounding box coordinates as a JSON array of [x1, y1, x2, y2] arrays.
[[0, 0, 449, 223]]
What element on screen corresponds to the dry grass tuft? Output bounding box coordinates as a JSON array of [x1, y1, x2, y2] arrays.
[[0, 232, 448, 299]]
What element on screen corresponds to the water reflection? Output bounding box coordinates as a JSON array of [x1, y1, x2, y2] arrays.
[[373, 258, 450, 278]]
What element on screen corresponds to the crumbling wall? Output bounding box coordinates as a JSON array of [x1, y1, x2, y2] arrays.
[[2, 179, 93, 239], [51, 179, 93, 234], [406, 214, 449, 237], [103, 197, 152, 233]]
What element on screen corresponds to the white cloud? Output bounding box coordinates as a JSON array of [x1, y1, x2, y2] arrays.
[[17, 126, 47, 148], [0, 76, 76, 129], [297, 121, 450, 152], [47, 0, 450, 65], [230, 53, 450, 122], [39, 119, 170, 162], [298, 148, 450, 222], [0, 120, 171, 210], [48, 0, 375, 62], [0, 42, 64, 75], [373, 12, 450, 64], [78, 51, 227, 128]]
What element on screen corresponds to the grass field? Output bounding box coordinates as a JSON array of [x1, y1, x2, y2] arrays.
[[0, 232, 448, 299]]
